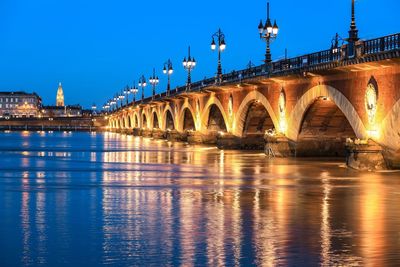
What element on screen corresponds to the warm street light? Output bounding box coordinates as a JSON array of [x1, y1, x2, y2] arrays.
[[163, 59, 174, 96], [124, 85, 130, 106], [149, 68, 160, 100], [130, 82, 139, 104], [182, 46, 196, 91], [138, 75, 147, 102], [118, 90, 125, 108], [258, 0, 279, 65], [211, 28, 226, 82]]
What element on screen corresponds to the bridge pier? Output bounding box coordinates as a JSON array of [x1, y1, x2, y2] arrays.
[[216, 134, 266, 150], [142, 129, 152, 138], [152, 129, 166, 139], [345, 139, 387, 171], [265, 134, 295, 157], [132, 128, 141, 136], [187, 131, 218, 145], [166, 130, 187, 142]]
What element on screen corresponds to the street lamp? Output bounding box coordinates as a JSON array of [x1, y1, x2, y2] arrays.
[[163, 59, 174, 96], [211, 28, 226, 82], [118, 90, 125, 108], [138, 75, 147, 103], [112, 95, 118, 110], [124, 85, 130, 106], [182, 46, 196, 91], [258, 0, 279, 65], [130, 82, 138, 104], [149, 68, 159, 100]]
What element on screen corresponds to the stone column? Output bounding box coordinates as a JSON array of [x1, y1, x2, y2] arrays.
[[345, 139, 387, 170]]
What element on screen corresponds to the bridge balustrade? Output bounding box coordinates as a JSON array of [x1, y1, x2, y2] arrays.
[[364, 33, 400, 54]]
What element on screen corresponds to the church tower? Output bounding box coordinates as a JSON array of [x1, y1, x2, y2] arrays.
[[56, 82, 65, 107]]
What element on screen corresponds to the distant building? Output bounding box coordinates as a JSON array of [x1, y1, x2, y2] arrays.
[[0, 91, 42, 118], [56, 82, 64, 107], [41, 105, 82, 118]]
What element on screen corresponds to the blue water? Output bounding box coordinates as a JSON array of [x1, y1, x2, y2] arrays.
[[0, 131, 399, 266]]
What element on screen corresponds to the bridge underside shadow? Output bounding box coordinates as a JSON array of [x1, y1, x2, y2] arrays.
[[295, 97, 356, 157], [241, 101, 275, 149]]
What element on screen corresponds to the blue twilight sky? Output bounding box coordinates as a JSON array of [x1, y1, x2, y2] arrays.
[[0, 0, 398, 108]]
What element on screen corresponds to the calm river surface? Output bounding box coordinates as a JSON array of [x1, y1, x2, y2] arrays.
[[0, 131, 399, 266]]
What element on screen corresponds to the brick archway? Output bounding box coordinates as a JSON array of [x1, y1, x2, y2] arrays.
[[131, 111, 139, 128], [149, 107, 161, 129], [234, 90, 279, 137], [141, 110, 149, 128], [178, 102, 197, 132], [380, 98, 400, 152], [162, 105, 176, 130], [201, 96, 229, 133], [287, 84, 367, 141]]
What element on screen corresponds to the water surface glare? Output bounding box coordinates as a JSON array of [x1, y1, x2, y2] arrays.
[[0, 132, 399, 266]]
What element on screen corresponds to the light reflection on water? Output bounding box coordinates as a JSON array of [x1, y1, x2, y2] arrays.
[[0, 132, 399, 266]]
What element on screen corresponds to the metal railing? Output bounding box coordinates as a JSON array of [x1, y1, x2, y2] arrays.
[[364, 33, 400, 54], [111, 33, 399, 113]]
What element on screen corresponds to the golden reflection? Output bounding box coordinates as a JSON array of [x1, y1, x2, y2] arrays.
[[320, 176, 332, 267], [253, 188, 278, 267], [360, 174, 385, 266], [231, 190, 242, 266]]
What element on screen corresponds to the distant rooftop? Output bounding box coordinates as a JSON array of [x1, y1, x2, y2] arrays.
[[0, 91, 40, 97]]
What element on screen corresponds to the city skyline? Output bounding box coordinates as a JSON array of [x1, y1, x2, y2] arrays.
[[0, 0, 398, 108]]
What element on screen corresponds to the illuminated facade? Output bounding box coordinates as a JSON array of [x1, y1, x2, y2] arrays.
[[0, 91, 42, 118], [56, 82, 65, 107], [41, 105, 82, 118]]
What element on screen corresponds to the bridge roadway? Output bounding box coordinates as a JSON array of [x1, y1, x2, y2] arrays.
[[108, 33, 400, 170]]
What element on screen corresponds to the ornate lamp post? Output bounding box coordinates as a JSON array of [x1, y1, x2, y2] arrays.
[[124, 85, 131, 106], [211, 28, 226, 82], [149, 68, 159, 100], [163, 59, 174, 96], [118, 90, 125, 108], [347, 0, 359, 58], [258, 0, 279, 66], [104, 101, 111, 113], [182, 46, 196, 91], [112, 95, 118, 111], [130, 82, 138, 104], [138, 75, 147, 103]]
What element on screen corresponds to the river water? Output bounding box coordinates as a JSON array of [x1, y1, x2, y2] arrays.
[[0, 131, 399, 266]]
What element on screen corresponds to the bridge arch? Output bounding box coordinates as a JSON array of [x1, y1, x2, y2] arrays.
[[125, 114, 131, 129], [132, 112, 139, 128], [162, 105, 176, 130], [234, 90, 278, 137], [120, 117, 125, 129], [141, 111, 148, 128], [201, 96, 229, 133], [151, 110, 160, 129], [380, 98, 400, 152], [128, 113, 135, 128], [288, 84, 367, 156], [288, 84, 367, 141], [178, 102, 197, 132]]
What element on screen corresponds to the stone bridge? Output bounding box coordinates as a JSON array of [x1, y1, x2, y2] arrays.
[[107, 33, 400, 170]]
